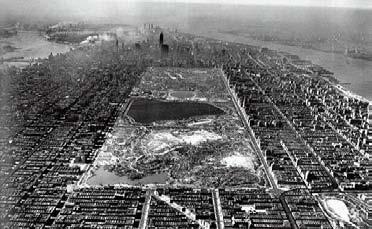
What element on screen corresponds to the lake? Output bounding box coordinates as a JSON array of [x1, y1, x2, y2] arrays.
[[127, 98, 224, 124], [87, 166, 168, 186]]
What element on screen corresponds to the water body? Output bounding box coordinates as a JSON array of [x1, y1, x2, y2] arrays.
[[0, 31, 71, 69], [198, 30, 372, 101], [128, 3, 372, 101], [87, 166, 167, 186], [4, 2, 372, 99], [127, 98, 224, 124]]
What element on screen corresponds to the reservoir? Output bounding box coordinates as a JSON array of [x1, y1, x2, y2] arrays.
[[127, 98, 224, 124]]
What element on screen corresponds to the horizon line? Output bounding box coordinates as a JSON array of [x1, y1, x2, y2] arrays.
[[134, 0, 372, 9]]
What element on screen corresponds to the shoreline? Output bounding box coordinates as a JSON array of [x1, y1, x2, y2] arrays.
[[0, 30, 72, 69], [3, 27, 371, 106], [237, 32, 372, 62], [188, 30, 372, 105], [334, 83, 371, 104]]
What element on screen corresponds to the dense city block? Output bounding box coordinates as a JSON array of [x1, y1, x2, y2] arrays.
[[0, 24, 371, 228]]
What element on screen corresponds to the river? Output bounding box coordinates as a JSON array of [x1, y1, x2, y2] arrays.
[[192, 30, 372, 101], [2, 26, 371, 101], [3, 1, 371, 100], [0, 31, 72, 69]]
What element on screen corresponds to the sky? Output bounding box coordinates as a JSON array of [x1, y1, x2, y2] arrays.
[[1, 0, 371, 9], [0, 0, 371, 25], [140, 0, 372, 8]]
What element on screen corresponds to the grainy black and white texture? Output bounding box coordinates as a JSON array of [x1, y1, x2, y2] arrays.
[[1, 1, 372, 228]]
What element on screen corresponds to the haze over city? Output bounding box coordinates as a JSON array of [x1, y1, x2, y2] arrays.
[[1, 0, 372, 228], [144, 0, 372, 8], [1, 0, 372, 23]]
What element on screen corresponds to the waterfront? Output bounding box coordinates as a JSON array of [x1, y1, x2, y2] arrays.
[[190, 30, 372, 101], [3, 4, 372, 101], [1, 19, 371, 229], [5, 29, 371, 101], [134, 3, 372, 101], [1, 2, 372, 227], [0, 31, 71, 69]]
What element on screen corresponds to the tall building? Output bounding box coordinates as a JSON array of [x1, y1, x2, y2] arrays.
[[366, 103, 372, 158], [368, 197, 372, 224], [161, 44, 169, 56], [159, 32, 164, 46], [367, 104, 372, 144]]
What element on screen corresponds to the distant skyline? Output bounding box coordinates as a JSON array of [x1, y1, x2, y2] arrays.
[[143, 0, 372, 8]]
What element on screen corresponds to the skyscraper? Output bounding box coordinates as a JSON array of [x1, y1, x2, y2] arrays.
[[159, 32, 164, 46]]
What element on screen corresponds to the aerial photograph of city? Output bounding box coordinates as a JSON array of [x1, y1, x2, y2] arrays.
[[0, 0, 371, 228]]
